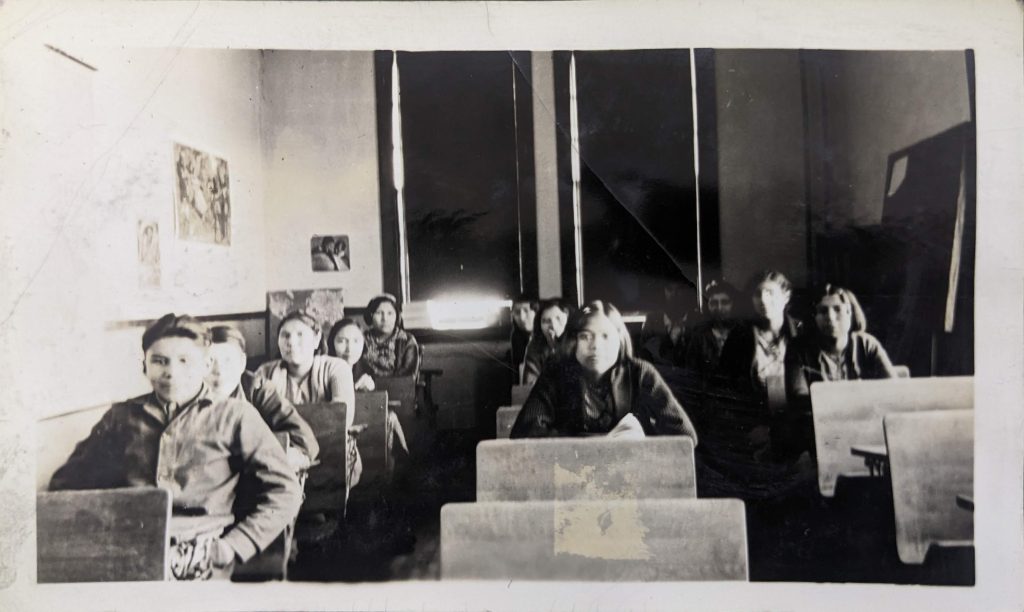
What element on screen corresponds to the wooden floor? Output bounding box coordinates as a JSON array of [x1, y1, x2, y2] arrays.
[[285, 427, 973, 585]]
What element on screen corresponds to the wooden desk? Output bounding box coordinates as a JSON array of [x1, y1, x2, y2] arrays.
[[810, 376, 973, 497], [476, 437, 696, 502], [884, 408, 973, 564], [38, 488, 171, 582], [441, 498, 748, 581], [494, 405, 521, 439]]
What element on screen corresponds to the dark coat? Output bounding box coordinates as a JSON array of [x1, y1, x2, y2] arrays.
[[510, 355, 698, 444]]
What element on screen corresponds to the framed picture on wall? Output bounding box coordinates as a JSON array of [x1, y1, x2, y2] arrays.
[[136, 219, 160, 288], [310, 234, 350, 272], [172, 142, 231, 246]]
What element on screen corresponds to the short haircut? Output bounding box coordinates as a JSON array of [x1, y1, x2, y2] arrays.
[[363, 293, 404, 330], [277, 310, 326, 355], [320, 236, 336, 250], [812, 284, 868, 333], [278, 310, 322, 336], [209, 324, 246, 353], [746, 269, 792, 295], [532, 297, 572, 337], [326, 317, 365, 357], [703, 278, 738, 303], [511, 293, 539, 311], [142, 313, 210, 352], [564, 300, 633, 362]]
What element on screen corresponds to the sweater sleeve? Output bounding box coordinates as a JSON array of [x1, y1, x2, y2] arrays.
[[509, 364, 562, 438], [219, 403, 302, 563], [394, 333, 420, 378], [638, 363, 699, 446], [49, 406, 122, 491], [860, 333, 898, 379], [521, 339, 544, 387], [324, 357, 356, 429], [248, 376, 320, 462]]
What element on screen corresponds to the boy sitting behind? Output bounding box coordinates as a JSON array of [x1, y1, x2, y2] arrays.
[[207, 324, 318, 472], [49, 314, 302, 580]]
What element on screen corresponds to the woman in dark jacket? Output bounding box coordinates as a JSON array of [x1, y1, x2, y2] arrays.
[[510, 300, 698, 443], [779, 284, 898, 458], [521, 298, 571, 386]]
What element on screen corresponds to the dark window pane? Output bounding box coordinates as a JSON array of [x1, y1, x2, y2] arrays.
[[398, 51, 521, 302], [573, 50, 698, 311]]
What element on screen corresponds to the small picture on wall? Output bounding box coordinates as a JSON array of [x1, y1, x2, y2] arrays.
[[173, 142, 230, 245], [137, 220, 161, 288], [310, 234, 350, 272]]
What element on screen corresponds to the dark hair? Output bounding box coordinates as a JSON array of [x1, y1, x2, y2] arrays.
[[811, 284, 868, 333], [277, 310, 326, 355], [320, 236, 336, 251], [209, 324, 246, 353], [703, 278, 738, 304], [142, 313, 210, 352], [364, 293, 404, 331], [511, 293, 539, 312], [532, 298, 572, 338], [326, 317, 365, 357], [746, 269, 792, 295], [564, 300, 633, 362]]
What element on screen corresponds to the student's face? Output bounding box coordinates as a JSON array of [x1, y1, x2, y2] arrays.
[[278, 319, 321, 366], [815, 295, 853, 341], [539, 306, 568, 343], [511, 302, 535, 332], [707, 291, 733, 321], [333, 325, 365, 365], [575, 313, 621, 377], [752, 280, 790, 320], [144, 337, 210, 404], [206, 342, 247, 399], [371, 302, 398, 335]]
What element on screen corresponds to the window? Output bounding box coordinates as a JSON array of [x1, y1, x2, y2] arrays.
[[375, 51, 536, 312]]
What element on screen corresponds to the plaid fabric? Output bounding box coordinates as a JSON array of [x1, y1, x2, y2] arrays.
[[169, 535, 215, 581]]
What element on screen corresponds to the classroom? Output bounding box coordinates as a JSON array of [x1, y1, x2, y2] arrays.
[[2, 1, 1022, 609]]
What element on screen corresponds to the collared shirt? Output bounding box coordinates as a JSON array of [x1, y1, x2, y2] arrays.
[[49, 386, 302, 562]]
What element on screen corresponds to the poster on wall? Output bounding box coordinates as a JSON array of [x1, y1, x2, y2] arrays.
[[136, 220, 161, 288], [172, 142, 231, 245], [310, 234, 350, 272], [266, 288, 346, 357]]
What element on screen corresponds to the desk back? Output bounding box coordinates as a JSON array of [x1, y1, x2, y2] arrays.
[[494, 405, 521, 439], [293, 402, 349, 514], [476, 437, 696, 501], [811, 376, 973, 497], [440, 498, 747, 581], [37, 488, 171, 582], [354, 391, 390, 482], [885, 408, 974, 564]]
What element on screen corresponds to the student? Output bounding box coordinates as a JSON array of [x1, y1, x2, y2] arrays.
[[508, 295, 537, 384], [521, 298, 571, 386], [207, 324, 319, 471], [718, 269, 801, 391], [638, 306, 690, 367], [254, 310, 355, 428], [362, 293, 420, 378], [311, 236, 339, 272], [684, 279, 738, 374], [780, 285, 898, 458], [326, 317, 375, 391], [510, 300, 698, 442], [49, 314, 301, 580]]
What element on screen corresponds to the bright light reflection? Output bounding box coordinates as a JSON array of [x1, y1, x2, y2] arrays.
[[426, 297, 512, 330]]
